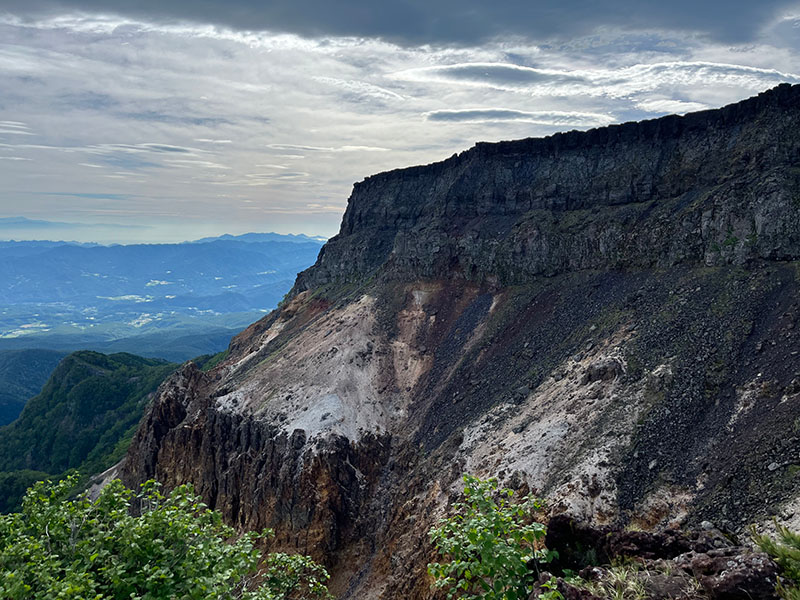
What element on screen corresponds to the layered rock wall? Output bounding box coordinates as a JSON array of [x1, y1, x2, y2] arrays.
[[297, 83, 800, 290]]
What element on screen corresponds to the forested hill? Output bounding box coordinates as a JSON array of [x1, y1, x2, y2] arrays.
[[0, 350, 176, 512]]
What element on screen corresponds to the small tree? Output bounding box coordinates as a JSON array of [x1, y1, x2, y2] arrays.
[[428, 474, 555, 600], [753, 522, 800, 599], [0, 475, 331, 600]]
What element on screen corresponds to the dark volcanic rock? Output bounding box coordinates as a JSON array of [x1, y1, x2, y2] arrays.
[[675, 547, 780, 600], [295, 84, 800, 291], [545, 514, 732, 572], [122, 361, 391, 561], [546, 516, 780, 600], [580, 358, 624, 384]]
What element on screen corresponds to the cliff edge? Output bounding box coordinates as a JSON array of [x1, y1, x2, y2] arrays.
[[297, 83, 800, 289]]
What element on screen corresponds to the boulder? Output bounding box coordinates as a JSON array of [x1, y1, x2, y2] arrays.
[[674, 547, 780, 600]]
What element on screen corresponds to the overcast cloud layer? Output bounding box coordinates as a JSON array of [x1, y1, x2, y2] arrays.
[[1, 3, 799, 241], [6, 0, 800, 45]]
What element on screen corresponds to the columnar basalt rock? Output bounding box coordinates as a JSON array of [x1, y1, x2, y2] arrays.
[[122, 85, 800, 600]]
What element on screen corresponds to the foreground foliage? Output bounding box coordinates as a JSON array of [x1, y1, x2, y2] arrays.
[[754, 522, 800, 599], [428, 474, 554, 600], [0, 476, 331, 599]]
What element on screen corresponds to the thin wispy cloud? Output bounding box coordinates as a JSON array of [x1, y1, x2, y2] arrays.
[[635, 99, 710, 114], [313, 77, 407, 102], [391, 61, 800, 98], [265, 144, 390, 153], [0, 129, 35, 135], [163, 159, 232, 170], [425, 109, 614, 126]]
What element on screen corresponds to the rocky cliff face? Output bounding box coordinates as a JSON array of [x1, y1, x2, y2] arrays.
[[122, 84, 800, 599], [296, 83, 800, 290]]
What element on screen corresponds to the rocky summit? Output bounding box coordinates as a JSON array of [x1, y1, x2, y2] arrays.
[[121, 84, 800, 599]]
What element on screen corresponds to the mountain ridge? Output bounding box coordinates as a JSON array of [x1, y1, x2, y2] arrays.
[[296, 82, 800, 293], [356, 82, 800, 186], [121, 84, 800, 600]]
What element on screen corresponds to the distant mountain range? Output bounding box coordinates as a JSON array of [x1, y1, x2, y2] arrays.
[[0, 231, 324, 361], [191, 232, 327, 244], [0, 219, 327, 244]]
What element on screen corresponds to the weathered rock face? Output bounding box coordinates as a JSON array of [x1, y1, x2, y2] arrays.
[[296, 84, 800, 291], [122, 84, 800, 599]]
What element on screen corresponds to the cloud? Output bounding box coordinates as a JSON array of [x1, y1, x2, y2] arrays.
[[266, 143, 390, 152], [392, 61, 800, 97], [1, 9, 799, 241], [4, 0, 800, 45], [77, 143, 207, 170], [0, 122, 34, 138], [163, 159, 231, 169], [0, 128, 35, 135], [635, 99, 709, 113], [43, 192, 133, 200], [395, 63, 587, 89], [104, 143, 199, 154], [56, 91, 117, 110], [313, 77, 406, 102], [246, 172, 309, 180], [425, 108, 615, 126], [0, 215, 146, 230], [120, 111, 233, 127]]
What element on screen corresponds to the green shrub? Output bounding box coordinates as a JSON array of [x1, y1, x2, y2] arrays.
[[0, 475, 331, 599], [753, 522, 800, 599], [428, 474, 555, 600]]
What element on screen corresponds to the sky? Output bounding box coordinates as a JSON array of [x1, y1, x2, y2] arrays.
[[1, 1, 799, 243]]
